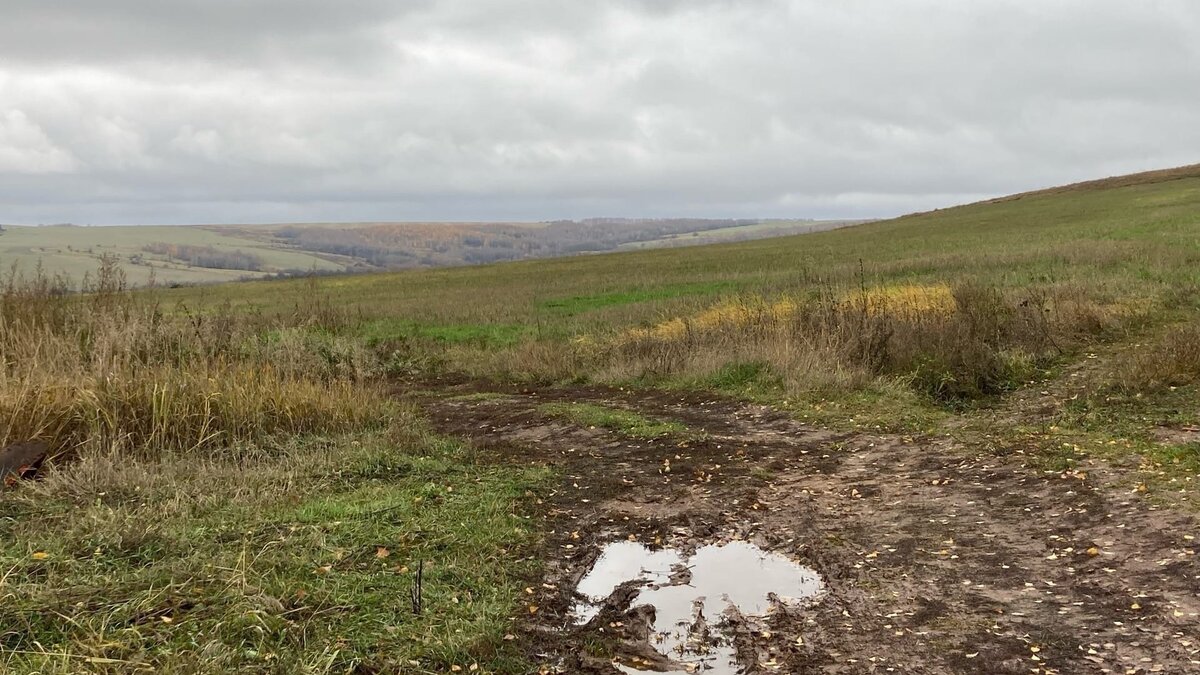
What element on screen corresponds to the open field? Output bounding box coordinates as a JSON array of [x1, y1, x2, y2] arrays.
[[613, 219, 863, 250], [3, 165, 1200, 673], [0, 218, 856, 287], [0, 224, 344, 286]]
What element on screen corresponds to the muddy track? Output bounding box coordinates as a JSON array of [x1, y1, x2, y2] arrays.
[[405, 380, 1200, 674]]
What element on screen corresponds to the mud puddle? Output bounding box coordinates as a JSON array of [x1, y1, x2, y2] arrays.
[[573, 540, 824, 673]]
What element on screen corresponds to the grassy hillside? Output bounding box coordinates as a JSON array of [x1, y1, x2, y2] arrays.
[[185, 162, 1200, 456], [3, 164, 1200, 673], [193, 165, 1198, 362]]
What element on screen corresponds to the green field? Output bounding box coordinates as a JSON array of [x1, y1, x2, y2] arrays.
[[187, 164, 1200, 367], [614, 218, 860, 249], [4, 165, 1200, 672], [0, 224, 343, 285]]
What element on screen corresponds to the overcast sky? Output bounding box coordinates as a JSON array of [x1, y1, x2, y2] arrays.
[[1, 1, 1198, 225]]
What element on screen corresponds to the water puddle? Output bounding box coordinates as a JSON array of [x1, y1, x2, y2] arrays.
[[572, 540, 824, 674], [572, 540, 684, 625]]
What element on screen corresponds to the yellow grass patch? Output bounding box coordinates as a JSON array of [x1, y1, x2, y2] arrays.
[[622, 298, 802, 343], [619, 284, 955, 346], [845, 283, 957, 317]]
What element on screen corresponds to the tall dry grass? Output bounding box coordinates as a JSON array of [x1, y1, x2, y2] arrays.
[[0, 258, 394, 462], [573, 281, 1129, 401], [1114, 321, 1200, 393]]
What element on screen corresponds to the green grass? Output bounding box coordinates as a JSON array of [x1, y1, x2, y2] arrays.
[[146, 165, 1200, 473], [614, 219, 856, 250], [1147, 442, 1200, 474], [537, 281, 737, 316], [538, 402, 693, 440], [360, 318, 530, 348], [695, 361, 786, 396], [0, 433, 549, 674], [177, 165, 1200, 334]]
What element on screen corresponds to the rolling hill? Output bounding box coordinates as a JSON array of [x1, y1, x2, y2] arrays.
[[0, 217, 859, 286]]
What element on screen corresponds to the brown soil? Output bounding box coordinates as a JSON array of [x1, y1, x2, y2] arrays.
[[408, 380, 1200, 674]]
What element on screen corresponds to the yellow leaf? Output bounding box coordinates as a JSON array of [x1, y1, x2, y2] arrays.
[[375, 547, 390, 559], [30, 551, 49, 560]]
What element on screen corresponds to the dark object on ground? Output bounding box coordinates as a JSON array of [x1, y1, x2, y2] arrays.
[[411, 560, 424, 614], [1, 441, 48, 487]]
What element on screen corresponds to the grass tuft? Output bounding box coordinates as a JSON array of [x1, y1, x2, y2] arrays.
[[538, 402, 694, 440]]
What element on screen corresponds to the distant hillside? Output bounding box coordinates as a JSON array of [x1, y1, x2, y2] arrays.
[[0, 218, 861, 286]]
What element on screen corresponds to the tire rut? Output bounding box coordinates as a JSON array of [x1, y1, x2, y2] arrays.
[[404, 381, 1200, 674]]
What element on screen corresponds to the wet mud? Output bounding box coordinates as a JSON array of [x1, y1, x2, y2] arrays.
[[408, 379, 1200, 674]]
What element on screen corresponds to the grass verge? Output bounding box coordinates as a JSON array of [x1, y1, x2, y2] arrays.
[[0, 431, 549, 674]]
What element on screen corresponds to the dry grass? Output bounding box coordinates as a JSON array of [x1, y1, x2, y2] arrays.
[[0, 260, 547, 672], [1115, 321, 1200, 392], [588, 282, 1127, 402], [0, 258, 393, 462]]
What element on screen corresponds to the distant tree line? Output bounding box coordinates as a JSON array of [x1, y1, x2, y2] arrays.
[[143, 243, 265, 271], [274, 219, 766, 270]]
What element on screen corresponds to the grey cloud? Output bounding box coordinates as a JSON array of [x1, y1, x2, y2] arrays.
[[1, 1, 1198, 225]]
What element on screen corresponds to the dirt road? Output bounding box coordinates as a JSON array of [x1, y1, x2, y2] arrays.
[[412, 381, 1200, 674]]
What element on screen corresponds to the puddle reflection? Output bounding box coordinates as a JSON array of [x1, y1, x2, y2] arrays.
[[573, 540, 824, 673]]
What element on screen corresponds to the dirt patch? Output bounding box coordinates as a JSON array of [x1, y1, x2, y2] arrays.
[[1152, 426, 1200, 446], [408, 381, 1200, 674]]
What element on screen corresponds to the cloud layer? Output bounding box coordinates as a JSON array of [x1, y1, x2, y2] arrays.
[[2, 0, 1198, 224]]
